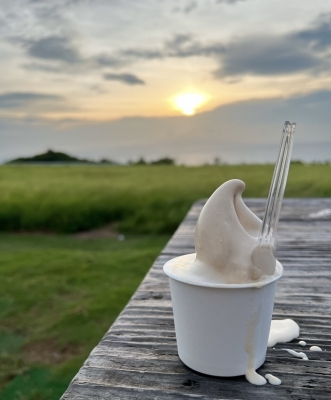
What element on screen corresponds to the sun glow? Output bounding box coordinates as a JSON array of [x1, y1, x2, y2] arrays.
[[173, 92, 207, 115]]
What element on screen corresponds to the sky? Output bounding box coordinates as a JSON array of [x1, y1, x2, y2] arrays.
[[1, 0, 331, 164]]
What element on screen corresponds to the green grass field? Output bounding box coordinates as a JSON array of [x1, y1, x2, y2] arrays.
[[1, 164, 330, 234], [0, 164, 330, 399], [0, 234, 169, 399]]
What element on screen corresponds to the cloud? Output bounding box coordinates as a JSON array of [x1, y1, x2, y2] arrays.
[[111, 13, 331, 79], [216, 0, 246, 3], [119, 34, 225, 62], [119, 48, 164, 61], [104, 73, 145, 85], [0, 92, 63, 109], [94, 54, 126, 68], [28, 0, 83, 4], [21, 62, 63, 73], [213, 14, 331, 78], [18, 35, 125, 73], [173, 0, 246, 14], [166, 34, 192, 48], [214, 36, 322, 78], [21, 36, 81, 64], [5, 5, 222, 78], [183, 1, 197, 14], [166, 34, 225, 58], [294, 14, 331, 51], [5, 3, 331, 84]]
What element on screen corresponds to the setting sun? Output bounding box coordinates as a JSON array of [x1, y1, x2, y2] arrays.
[[173, 93, 207, 115]]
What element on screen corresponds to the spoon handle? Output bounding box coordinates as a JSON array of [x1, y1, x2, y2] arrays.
[[258, 121, 296, 249]]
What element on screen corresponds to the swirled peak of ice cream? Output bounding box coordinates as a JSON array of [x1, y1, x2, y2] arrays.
[[164, 179, 281, 285]]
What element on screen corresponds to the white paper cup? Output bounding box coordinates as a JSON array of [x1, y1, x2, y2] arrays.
[[164, 255, 283, 377]]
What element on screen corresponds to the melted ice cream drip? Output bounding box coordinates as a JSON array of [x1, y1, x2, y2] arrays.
[[246, 370, 266, 386], [265, 374, 282, 385], [193, 179, 275, 284], [246, 318, 300, 386], [268, 319, 300, 347], [245, 312, 267, 386], [310, 346, 322, 351], [299, 340, 306, 346], [284, 349, 308, 360]]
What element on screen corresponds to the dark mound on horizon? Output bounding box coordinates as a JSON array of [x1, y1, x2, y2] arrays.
[[7, 150, 118, 164], [8, 150, 89, 164]]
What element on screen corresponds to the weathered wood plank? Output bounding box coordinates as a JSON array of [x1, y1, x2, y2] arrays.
[[61, 199, 331, 399]]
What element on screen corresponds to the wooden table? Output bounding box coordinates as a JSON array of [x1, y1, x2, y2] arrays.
[[61, 199, 331, 400]]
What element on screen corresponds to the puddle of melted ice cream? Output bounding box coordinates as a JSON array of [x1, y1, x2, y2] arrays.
[[268, 319, 300, 347]]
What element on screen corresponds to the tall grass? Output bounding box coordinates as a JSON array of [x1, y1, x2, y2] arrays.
[[0, 164, 330, 234]]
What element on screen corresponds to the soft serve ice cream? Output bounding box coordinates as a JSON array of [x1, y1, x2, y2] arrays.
[[193, 179, 276, 284], [164, 179, 283, 384], [165, 179, 281, 287]]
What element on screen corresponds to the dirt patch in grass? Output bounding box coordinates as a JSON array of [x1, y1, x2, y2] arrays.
[[23, 339, 81, 366]]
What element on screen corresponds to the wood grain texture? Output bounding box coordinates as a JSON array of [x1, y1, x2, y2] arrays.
[[61, 199, 331, 400]]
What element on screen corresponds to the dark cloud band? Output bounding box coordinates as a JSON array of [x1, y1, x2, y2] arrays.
[[0, 92, 63, 109], [104, 73, 145, 85]]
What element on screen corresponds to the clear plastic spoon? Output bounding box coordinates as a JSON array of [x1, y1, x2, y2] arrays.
[[252, 121, 296, 275]]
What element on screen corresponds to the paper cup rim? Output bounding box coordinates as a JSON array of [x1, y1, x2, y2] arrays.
[[163, 253, 283, 289]]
